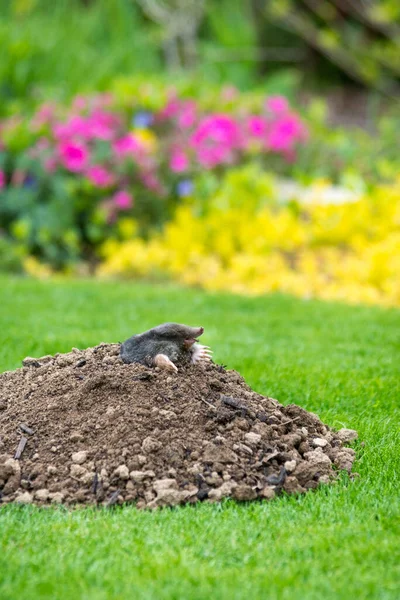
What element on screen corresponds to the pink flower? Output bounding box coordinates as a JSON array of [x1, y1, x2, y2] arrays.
[[170, 149, 189, 173], [113, 134, 143, 157], [31, 102, 57, 129], [36, 103, 56, 120], [158, 97, 181, 120], [93, 93, 113, 108], [141, 172, 164, 194], [58, 141, 89, 172], [86, 165, 114, 188], [266, 114, 307, 153], [53, 116, 89, 140], [113, 190, 133, 210], [0, 169, 5, 190], [177, 101, 197, 129], [190, 114, 242, 168], [265, 96, 289, 114], [191, 115, 241, 147], [87, 110, 119, 140], [53, 111, 118, 142], [158, 97, 197, 128], [197, 146, 231, 168], [72, 95, 87, 111], [247, 116, 268, 138]]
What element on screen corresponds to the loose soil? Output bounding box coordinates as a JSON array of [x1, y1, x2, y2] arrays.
[[0, 343, 358, 508]]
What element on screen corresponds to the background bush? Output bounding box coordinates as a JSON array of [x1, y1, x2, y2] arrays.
[[1, 0, 399, 114], [99, 170, 400, 307], [0, 88, 308, 269]]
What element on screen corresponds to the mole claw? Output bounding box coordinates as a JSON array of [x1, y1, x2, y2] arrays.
[[154, 353, 178, 372]]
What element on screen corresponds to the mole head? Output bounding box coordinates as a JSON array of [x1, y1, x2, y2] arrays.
[[151, 323, 204, 349]]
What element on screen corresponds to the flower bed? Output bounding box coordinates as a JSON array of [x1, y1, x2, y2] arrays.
[[99, 170, 400, 307], [0, 91, 307, 268]]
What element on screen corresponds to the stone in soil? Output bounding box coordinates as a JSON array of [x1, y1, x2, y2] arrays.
[[0, 343, 358, 508]]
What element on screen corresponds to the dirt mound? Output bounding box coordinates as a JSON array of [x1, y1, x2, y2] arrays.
[[0, 343, 358, 508]]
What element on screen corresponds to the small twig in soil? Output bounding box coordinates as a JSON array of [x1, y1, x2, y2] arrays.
[[106, 489, 121, 507], [92, 471, 99, 495], [200, 397, 216, 410], [14, 436, 28, 459], [262, 450, 279, 463], [281, 416, 301, 426], [19, 423, 34, 435], [268, 398, 280, 407]]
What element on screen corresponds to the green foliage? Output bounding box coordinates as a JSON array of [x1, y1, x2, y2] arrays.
[[112, 71, 302, 112], [201, 0, 258, 88], [266, 0, 400, 95], [0, 0, 160, 115], [1, 0, 399, 113], [0, 165, 103, 269], [295, 106, 400, 185], [0, 236, 24, 272], [0, 277, 399, 599]]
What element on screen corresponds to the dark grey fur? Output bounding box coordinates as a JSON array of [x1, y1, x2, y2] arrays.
[[120, 323, 204, 366]]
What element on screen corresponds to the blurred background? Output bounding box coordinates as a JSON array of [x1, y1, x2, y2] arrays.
[[0, 0, 399, 306]]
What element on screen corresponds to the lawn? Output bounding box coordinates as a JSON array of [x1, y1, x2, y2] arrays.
[[0, 276, 399, 600]]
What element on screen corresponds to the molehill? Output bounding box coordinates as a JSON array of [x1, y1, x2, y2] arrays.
[[0, 343, 358, 508]]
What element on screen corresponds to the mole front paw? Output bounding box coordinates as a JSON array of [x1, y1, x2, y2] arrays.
[[191, 343, 213, 364], [154, 353, 178, 372]]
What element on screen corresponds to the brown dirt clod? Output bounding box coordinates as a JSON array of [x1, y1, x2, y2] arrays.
[[0, 343, 358, 508]]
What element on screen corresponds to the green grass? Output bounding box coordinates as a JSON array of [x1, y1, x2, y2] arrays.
[[0, 276, 399, 600]]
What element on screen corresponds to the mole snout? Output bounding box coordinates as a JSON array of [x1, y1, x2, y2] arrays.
[[184, 327, 204, 348]]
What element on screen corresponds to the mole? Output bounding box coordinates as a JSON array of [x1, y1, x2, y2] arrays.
[[120, 323, 213, 373]]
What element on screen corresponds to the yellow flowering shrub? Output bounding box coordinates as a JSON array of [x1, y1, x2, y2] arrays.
[[98, 175, 400, 307], [23, 256, 53, 279]]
